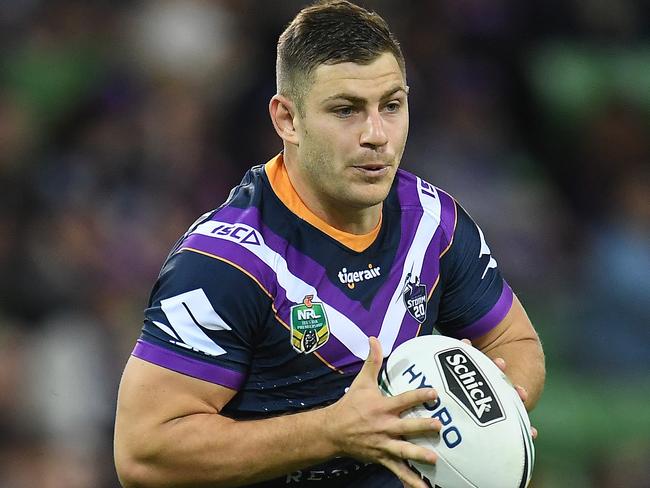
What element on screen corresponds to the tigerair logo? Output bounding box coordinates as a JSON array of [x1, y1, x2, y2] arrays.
[[437, 349, 505, 426], [337, 264, 381, 289]]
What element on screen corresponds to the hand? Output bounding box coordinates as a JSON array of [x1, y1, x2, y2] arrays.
[[462, 339, 538, 440], [492, 357, 538, 440], [323, 337, 441, 488]]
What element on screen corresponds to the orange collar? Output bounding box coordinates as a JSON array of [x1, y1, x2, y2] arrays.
[[264, 154, 381, 252]]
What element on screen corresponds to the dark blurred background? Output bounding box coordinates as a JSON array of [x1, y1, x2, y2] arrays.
[[0, 1, 648, 487]]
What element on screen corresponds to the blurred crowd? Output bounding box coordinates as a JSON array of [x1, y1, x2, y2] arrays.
[[0, 1, 648, 487]]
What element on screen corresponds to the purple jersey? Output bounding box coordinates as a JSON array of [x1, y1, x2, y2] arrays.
[[133, 155, 513, 487]]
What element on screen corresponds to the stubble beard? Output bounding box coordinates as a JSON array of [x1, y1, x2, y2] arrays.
[[300, 137, 402, 210]]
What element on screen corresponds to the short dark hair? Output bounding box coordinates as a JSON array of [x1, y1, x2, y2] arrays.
[[276, 0, 405, 113]]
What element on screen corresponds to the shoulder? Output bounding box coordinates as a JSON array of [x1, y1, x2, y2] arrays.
[[139, 248, 267, 389], [154, 249, 272, 309], [171, 164, 273, 265], [391, 169, 459, 250], [221, 164, 267, 209], [153, 164, 284, 299]]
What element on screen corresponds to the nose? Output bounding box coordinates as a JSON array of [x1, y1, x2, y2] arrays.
[[360, 110, 388, 149]]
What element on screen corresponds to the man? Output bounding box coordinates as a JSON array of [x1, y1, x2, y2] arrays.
[[114, 2, 545, 488]]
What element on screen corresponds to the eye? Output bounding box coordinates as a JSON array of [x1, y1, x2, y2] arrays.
[[333, 106, 355, 118], [384, 101, 401, 113]]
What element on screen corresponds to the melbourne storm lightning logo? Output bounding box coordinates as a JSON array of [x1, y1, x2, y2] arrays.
[[400, 270, 427, 323]]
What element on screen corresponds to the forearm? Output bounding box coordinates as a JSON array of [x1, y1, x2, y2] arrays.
[[484, 337, 545, 410], [472, 295, 546, 411], [116, 406, 339, 488], [116, 340, 442, 488]]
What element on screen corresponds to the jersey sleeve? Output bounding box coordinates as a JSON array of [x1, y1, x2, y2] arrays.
[[436, 201, 514, 339], [133, 249, 271, 390]]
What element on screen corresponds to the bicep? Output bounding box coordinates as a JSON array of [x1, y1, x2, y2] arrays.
[[471, 295, 540, 355], [115, 356, 237, 457], [117, 250, 266, 443]]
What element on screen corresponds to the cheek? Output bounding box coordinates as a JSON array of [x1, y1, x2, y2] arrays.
[[303, 125, 342, 160], [389, 115, 409, 140]]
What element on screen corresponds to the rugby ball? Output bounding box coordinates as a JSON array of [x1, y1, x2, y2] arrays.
[[380, 335, 534, 488]]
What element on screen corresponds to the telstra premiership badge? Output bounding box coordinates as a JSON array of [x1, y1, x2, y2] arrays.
[[290, 295, 330, 353]]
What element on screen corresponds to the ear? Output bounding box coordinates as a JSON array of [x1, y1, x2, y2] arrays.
[[269, 95, 300, 146]]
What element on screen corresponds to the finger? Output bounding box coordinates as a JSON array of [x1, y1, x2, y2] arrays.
[[515, 385, 528, 403], [461, 338, 472, 346], [386, 417, 442, 437], [493, 357, 506, 371], [531, 426, 538, 440], [357, 336, 383, 382], [382, 457, 430, 488], [385, 439, 437, 466], [387, 387, 438, 413]]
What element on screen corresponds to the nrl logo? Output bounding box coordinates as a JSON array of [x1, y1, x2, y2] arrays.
[[400, 272, 427, 324], [290, 295, 330, 354]]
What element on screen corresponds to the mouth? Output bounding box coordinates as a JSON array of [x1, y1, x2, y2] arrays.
[[352, 162, 391, 177]]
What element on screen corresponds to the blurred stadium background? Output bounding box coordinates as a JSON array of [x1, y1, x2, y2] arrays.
[[0, 1, 648, 486]]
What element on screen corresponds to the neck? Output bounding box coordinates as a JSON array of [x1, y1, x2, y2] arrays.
[[304, 195, 382, 235]]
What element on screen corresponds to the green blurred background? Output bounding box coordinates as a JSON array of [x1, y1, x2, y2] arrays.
[[0, 1, 648, 486]]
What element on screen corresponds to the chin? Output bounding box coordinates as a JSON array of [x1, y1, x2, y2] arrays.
[[349, 187, 390, 209]]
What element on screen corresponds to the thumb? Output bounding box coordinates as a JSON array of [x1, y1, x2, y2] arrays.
[[358, 336, 383, 381]]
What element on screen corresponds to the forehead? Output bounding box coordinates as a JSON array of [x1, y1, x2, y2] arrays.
[[307, 52, 406, 103]]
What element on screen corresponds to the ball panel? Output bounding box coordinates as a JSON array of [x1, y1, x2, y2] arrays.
[[382, 335, 534, 488]]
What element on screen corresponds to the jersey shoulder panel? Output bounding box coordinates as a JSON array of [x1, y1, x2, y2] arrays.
[[436, 197, 513, 338], [137, 247, 271, 390], [170, 164, 283, 295], [392, 169, 457, 253]]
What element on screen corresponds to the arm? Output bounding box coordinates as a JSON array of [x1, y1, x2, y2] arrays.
[[114, 338, 440, 488], [435, 199, 545, 411], [471, 294, 545, 410]]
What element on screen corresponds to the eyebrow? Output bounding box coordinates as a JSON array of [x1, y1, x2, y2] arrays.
[[322, 85, 408, 105]]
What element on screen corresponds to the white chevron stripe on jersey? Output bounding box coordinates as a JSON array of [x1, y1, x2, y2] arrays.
[[152, 320, 179, 340], [377, 178, 442, 353], [159, 288, 231, 357], [189, 221, 371, 359]]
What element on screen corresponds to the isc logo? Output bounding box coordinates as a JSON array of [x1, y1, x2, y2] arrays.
[[419, 179, 437, 199], [193, 221, 262, 246]]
